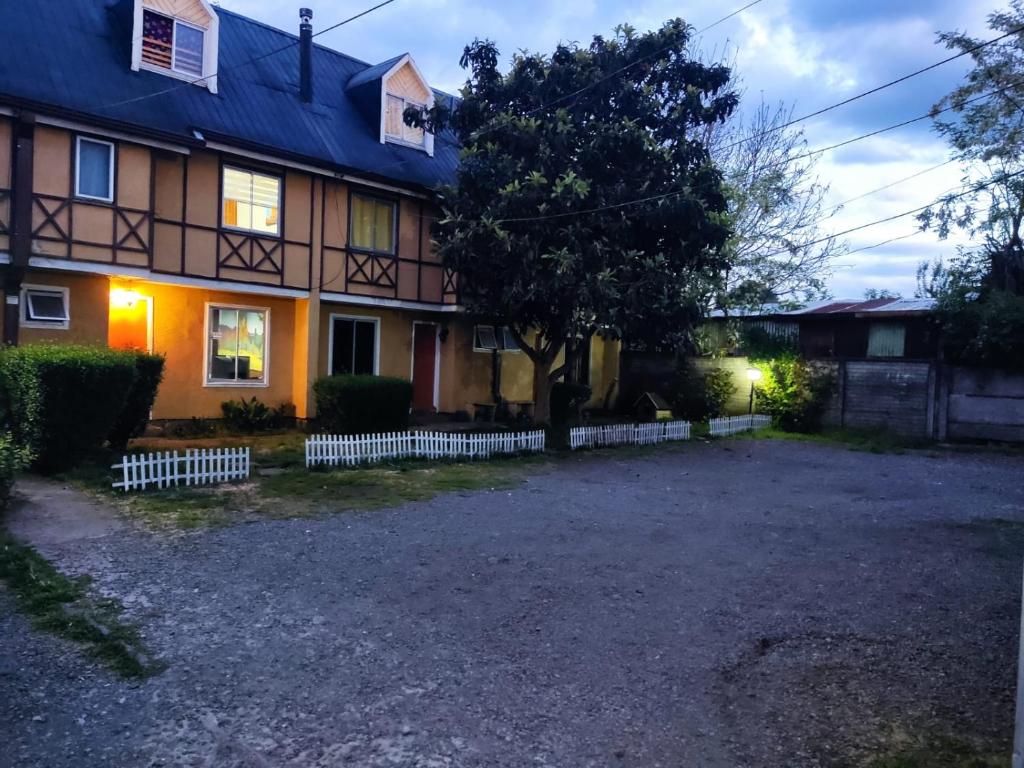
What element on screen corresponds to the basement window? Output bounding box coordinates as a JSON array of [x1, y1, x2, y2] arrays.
[[141, 9, 205, 77], [22, 286, 70, 329], [473, 325, 520, 352]]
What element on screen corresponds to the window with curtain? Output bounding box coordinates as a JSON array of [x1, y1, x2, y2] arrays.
[[331, 317, 378, 375], [350, 194, 396, 254], [222, 167, 281, 236], [384, 93, 426, 146], [208, 306, 268, 384], [141, 9, 204, 77], [867, 322, 906, 358], [75, 137, 114, 201]]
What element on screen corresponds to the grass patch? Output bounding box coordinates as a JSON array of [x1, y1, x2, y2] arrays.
[[741, 426, 931, 454], [260, 456, 545, 512], [868, 736, 1004, 768], [0, 530, 161, 677]]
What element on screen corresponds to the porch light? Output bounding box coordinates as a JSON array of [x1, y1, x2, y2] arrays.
[[110, 287, 143, 310], [746, 367, 763, 382]]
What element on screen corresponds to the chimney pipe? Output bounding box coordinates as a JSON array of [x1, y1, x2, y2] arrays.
[[299, 8, 313, 103]]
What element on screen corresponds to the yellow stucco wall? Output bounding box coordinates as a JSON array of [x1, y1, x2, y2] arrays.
[[0, 272, 109, 346]]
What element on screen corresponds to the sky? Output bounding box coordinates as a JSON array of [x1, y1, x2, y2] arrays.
[[218, 0, 998, 299]]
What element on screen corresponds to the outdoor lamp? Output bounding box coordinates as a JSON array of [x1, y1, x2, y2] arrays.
[[746, 367, 762, 414], [110, 287, 143, 310]]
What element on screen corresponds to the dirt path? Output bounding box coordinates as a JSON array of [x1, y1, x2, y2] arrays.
[[2, 440, 1021, 767]]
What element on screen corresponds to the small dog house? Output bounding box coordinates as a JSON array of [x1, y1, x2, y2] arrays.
[[633, 392, 673, 421]]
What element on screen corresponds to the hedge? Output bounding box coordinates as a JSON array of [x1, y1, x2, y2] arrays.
[[0, 431, 32, 506], [0, 345, 138, 472], [313, 375, 412, 434], [108, 353, 165, 451]]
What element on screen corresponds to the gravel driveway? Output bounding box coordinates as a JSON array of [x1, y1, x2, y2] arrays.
[[2, 439, 1022, 767]]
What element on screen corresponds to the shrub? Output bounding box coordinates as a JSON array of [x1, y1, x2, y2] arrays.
[[935, 288, 1024, 370], [0, 431, 32, 506], [752, 355, 834, 433], [313, 375, 412, 434], [0, 345, 137, 472], [671, 359, 736, 421], [221, 397, 294, 433], [550, 382, 592, 425], [108, 353, 165, 451]]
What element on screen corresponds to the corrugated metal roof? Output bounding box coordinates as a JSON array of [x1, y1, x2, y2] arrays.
[[0, 0, 459, 192]]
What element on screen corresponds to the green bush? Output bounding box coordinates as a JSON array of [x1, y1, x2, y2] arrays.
[[313, 375, 412, 434], [935, 288, 1024, 369], [0, 431, 32, 506], [752, 355, 834, 433], [0, 345, 137, 472], [108, 353, 165, 451], [551, 382, 592, 425], [221, 397, 294, 433], [671, 359, 736, 421]]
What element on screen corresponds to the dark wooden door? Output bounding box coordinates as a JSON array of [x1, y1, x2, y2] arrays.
[[412, 324, 437, 411]]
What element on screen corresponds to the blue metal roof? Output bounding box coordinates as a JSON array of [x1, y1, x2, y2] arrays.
[[0, 0, 459, 192]]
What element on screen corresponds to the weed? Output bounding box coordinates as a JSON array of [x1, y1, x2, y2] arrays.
[[0, 530, 160, 677]]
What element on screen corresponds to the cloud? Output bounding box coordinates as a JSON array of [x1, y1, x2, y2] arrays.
[[217, 0, 995, 297]]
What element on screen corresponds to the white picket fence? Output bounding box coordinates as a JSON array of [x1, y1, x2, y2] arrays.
[[112, 447, 251, 491], [707, 414, 772, 437], [305, 430, 546, 467], [569, 420, 692, 450]]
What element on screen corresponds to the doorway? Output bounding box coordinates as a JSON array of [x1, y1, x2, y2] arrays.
[[411, 322, 439, 412], [108, 288, 152, 352]]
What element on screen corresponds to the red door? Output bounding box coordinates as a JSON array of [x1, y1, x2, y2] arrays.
[[412, 324, 437, 412]]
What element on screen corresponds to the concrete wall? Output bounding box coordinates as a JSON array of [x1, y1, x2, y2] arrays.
[[831, 361, 935, 438], [943, 367, 1024, 442]]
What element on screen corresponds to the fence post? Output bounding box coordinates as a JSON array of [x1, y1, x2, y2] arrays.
[[1014, 560, 1024, 768]]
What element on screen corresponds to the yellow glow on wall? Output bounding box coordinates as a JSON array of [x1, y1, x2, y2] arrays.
[[110, 288, 143, 310]]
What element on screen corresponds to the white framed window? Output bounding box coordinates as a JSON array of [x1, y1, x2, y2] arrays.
[[384, 93, 426, 148], [350, 194, 396, 255], [205, 304, 270, 386], [473, 325, 521, 353], [329, 314, 380, 376], [141, 9, 205, 77], [222, 166, 281, 236], [75, 137, 115, 202], [21, 285, 70, 330]]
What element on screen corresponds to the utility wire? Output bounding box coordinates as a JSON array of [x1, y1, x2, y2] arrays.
[[494, 75, 1024, 224], [829, 159, 959, 210], [94, 0, 399, 111], [466, 0, 768, 141], [758, 167, 1024, 260]]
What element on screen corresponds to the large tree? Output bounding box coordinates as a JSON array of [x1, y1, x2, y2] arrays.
[[918, 1, 1024, 292], [412, 21, 738, 422], [706, 100, 843, 310]]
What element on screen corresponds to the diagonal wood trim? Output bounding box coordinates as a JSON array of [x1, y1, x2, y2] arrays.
[[32, 195, 70, 241]]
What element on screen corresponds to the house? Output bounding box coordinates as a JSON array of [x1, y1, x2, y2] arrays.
[[0, 0, 620, 422], [709, 298, 939, 360]]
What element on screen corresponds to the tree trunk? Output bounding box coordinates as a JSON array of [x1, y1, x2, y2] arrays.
[[532, 356, 554, 425]]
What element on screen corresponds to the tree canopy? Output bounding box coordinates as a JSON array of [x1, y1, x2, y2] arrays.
[[412, 20, 738, 420]]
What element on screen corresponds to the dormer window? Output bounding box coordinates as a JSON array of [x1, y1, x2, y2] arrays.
[[385, 94, 425, 147], [131, 0, 219, 93], [142, 10, 204, 77]]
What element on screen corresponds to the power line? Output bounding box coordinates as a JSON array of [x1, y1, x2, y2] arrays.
[[758, 168, 1024, 259], [714, 24, 1024, 156], [94, 0, 398, 111], [467, 0, 768, 141], [495, 75, 1024, 224], [830, 159, 959, 210]]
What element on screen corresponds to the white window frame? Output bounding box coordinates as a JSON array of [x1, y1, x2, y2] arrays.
[[131, 0, 219, 93], [74, 136, 115, 203], [327, 313, 381, 376], [203, 302, 271, 388], [377, 54, 435, 157], [139, 10, 206, 77], [385, 93, 427, 149], [221, 165, 282, 237], [473, 325, 521, 353], [21, 284, 70, 330]]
